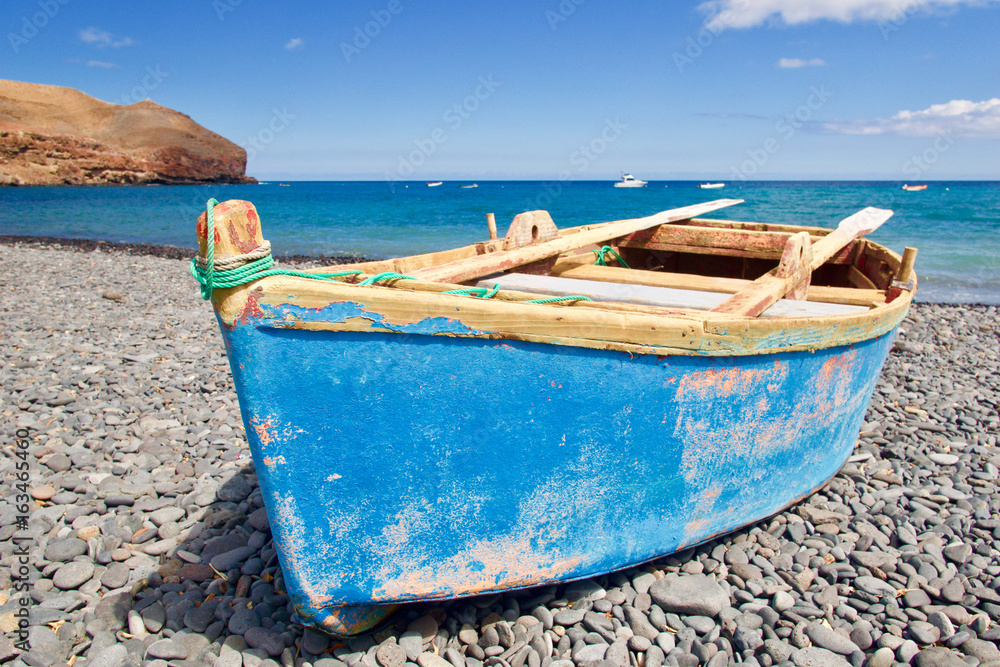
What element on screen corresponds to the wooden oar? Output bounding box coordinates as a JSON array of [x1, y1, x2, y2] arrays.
[[411, 199, 744, 284], [711, 206, 893, 317]]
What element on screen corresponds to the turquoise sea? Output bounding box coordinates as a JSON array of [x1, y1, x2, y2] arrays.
[[1, 181, 998, 304]]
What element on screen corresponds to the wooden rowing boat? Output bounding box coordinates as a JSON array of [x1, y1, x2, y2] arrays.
[[193, 198, 917, 636]]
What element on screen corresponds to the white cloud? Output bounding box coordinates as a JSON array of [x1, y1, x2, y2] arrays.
[[80, 27, 134, 48], [86, 60, 120, 69], [778, 57, 827, 68], [285, 38, 304, 50], [825, 98, 1000, 136], [700, 0, 999, 29]]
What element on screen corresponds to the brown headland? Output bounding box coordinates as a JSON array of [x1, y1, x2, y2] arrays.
[[0, 79, 256, 186]]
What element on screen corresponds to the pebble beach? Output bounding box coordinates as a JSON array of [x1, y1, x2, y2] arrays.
[[1, 240, 999, 667]]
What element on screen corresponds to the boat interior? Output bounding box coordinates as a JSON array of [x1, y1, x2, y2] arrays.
[[302, 208, 916, 322]]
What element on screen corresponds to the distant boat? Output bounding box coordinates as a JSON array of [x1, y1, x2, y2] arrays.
[[902, 184, 928, 191], [427, 181, 443, 187], [614, 172, 647, 188], [460, 184, 478, 189], [279, 183, 291, 187], [699, 183, 725, 189]]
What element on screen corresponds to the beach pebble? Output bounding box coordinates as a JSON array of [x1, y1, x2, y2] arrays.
[[649, 575, 729, 616], [53, 561, 95, 589], [792, 646, 851, 667], [376, 640, 407, 667], [244, 626, 284, 657]]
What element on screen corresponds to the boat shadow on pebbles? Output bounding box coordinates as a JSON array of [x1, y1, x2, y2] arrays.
[[2, 240, 999, 667]]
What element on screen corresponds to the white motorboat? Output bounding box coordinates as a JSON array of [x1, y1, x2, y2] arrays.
[[614, 172, 647, 188], [699, 183, 725, 189]]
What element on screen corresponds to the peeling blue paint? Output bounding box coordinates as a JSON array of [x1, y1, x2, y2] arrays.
[[217, 310, 898, 634], [260, 300, 485, 336]]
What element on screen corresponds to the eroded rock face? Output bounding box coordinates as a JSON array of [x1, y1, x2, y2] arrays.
[[0, 79, 256, 185]]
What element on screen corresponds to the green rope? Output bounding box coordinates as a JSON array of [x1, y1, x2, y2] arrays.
[[443, 284, 501, 299], [358, 272, 417, 286], [523, 295, 592, 304], [594, 245, 630, 268], [190, 199, 362, 300], [191, 199, 593, 310]]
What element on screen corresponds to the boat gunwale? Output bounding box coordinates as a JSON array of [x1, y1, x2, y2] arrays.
[[204, 202, 915, 358]]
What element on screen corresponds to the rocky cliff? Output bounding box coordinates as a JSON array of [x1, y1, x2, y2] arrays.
[[0, 79, 256, 185]]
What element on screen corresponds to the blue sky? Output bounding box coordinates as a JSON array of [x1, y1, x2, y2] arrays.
[[3, 0, 999, 181]]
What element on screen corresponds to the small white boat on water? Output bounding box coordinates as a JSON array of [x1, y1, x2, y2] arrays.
[[699, 183, 725, 189], [427, 181, 443, 187], [902, 184, 928, 191], [614, 172, 647, 188], [460, 184, 478, 189]]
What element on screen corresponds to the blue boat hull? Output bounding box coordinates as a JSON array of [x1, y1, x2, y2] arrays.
[[220, 309, 897, 634]]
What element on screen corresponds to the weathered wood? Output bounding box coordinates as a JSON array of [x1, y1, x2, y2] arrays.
[[306, 245, 481, 276], [243, 275, 705, 349], [701, 290, 911, 354], [776, 232, 812, 300], [503, 210, 558, 250], [487, 212, 497, 240], [711, 207, 893, 317], [477, 273, 868, 319], [549, 261, 886, 307], [847, 266, 878, 291], [197, 199, 265, 262], [897, 247, 918, 283], [620, 225, 826, 255], [410, 199, 743, 284], [684, 218, 835, 236]]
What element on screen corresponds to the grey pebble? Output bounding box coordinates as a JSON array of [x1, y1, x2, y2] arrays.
[[805, 623, 860, 656], [573, 643, 608, 662], [648, 574, 730, 617], [897, 639, 920, 664], [87, 644, 129, 667], [960, 638, 1000, 662], [149, 506, 186, 526], [912, 647, 969, 667], [734, 626, 764, 652], [792, 646, 851, 667], [865, 647, 895, 667], [852, 576, 897, 599], [244, 626, 284, 657], [764, 638, 794, 663], [184, 607, 215, 633], [100, 562, 130, 590], [376, 641, 407, 667], [146, 639, 189, 660], [45, 537, 88, 562], [228, 607, 259, 635], [215, 649, 244, 667], [908, 621, 941, 645], [416, 653, 453, 667], [141, 602, 166, 633], [552, 609, 585, 627], [399, 632, 423, 661], [302, 629, 331, 656], [52, 561, 95, 590]]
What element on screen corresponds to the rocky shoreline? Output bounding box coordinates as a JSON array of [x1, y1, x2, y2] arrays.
[[0, 235, 370, 267], [1, 243, 998, 667]]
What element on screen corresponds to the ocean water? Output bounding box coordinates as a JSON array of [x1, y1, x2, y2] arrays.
[[1, 181, 997, 304]]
